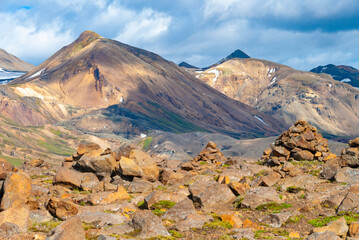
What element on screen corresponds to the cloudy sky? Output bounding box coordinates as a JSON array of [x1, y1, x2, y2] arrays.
[[1, 0, 359, 70]]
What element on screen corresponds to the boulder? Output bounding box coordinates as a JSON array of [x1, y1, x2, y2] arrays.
[[78, 212, 127, 227], [53, 167, 83, 189], [131, 210, 170, 238], [73, 154, 116, 179], [349, 138, 359, 148], [306, 231, 341, 240], [320, 158, 340, 180], [0, 205, 30, 232], [241, 187, 281, 209], [46, 216, 85, 240], [118, 156, 143, 177], [80, 172, 101, 191], [128, 150, 160, 181], [350, 221, 359, 238], [161, 198, 196, 222], [0, 171, 32, 210], [46, 197, 79, 220], [335, 167, 359, 184], [0, 222, 20, 237], [260, 212, 292, 228], [313, 217, 348, 237], [127, 178, 154, 193], [175, 214, 213, 232], [341, 138, 359, 167], [0, 158, 13, 180], [77, 142, 102, 155], [86, 186, 130, 205], [337, 192, 359, 213], [30, 210, 53, 224]]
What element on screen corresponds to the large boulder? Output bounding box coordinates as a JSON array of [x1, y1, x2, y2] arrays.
[[131, 210, 170, 238], [241, 187, 282, 209], [46, 197, 79, 220], [341, 137, 359, 167], [313, 217, 348, 238], [46, 216, 85, 240], [128, 150, 160, 181], [0, 158, 13, 180], [0, 205, 30, 233], [53, 167, 83, 189], [0, 171, 32, 210], [77, 142, 102, 156], [73, 154, 116, 179], [161, 198, 196, 221], [118, 156, 143, 177]]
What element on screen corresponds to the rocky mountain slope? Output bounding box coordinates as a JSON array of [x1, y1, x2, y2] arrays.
[[0, 48, 34, 72], [310, 64, 359, 88], [1, 121, 359, 239], [196, 57, 359, 137], [9, 31, 285, 138]]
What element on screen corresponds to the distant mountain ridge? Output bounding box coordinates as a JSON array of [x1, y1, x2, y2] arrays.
[[178, 62, 199, 69], [310, 64, 359, 88], [0, 49, 34, 72]]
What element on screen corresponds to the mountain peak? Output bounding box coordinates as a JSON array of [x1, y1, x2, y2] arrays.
[[77, 30, 102, 41], [225, 49, 250, 60], [178, 62, 199, 69]]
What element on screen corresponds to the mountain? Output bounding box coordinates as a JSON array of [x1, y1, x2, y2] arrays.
[[178, 62, 199, 69], [195, 58, 359, 137], [0, 49, 35, 72], [205, 49, 250, 69], [310, 64, 359, 88], [10, 31, 285, 138]]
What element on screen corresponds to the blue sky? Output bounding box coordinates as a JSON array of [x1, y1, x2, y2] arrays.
[[1, 0, 359, 70]]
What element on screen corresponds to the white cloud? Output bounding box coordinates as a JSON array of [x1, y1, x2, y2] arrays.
[[0, 10, 73, 64], [115, 9, 171, 45]]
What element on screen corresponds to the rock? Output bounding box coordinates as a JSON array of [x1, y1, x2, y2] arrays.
[[241, 187, 281, 209], [221, 213, 243, 228], [335, 167, 359, 184], [306, 231, 341, 240], [350, 221, 359, 238], [27, 159, 44, 167], [0, 222, 20, 237], [293, 150, 314, 161], [161, 198, 196, 221], [73, 154, 116, 179], [0, 171, 32, 210], [232, 228, 255, 240], [0, 206, 30, 232], [80, 172, 101, 191], [260, 212, 291, 228], [128, 150, 160, 181], [118, 156, 143, 177], [30, 210, 53, 224], [350, 138, 359, 148], [337, 192, 359, 213], [228, 182, 246, 196], [46, 216, 85, 240], [86, 186, 131, 205], [79, 212, 127, 227], [281, 174, 321, 192], [127, 178, 154, 193], [193, 141, 227, 163], [97, 235, 117, 240], [189, 180, 235, 210], [253, 170, 281, 187], [320, 158, 340, 180], [77, 142, 101, 155], [313, 217, 348, 237], [175, 213, 213, 232], [131, 210, 170, 238], [0, 158, 13, 180], [159, 169, 185, 185], [53, 167, 83, 189], [46, 197, 79, 220], [263, 121, 332, 165]]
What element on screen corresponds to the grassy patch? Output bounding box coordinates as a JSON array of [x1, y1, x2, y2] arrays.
[[287, 215, 305, 224], [286, 186, 303, 193], [203, 219, 233, 229], [0, 154, 24, 167], [29, 220, 62, 233], [142, 137, 153, 151], [49, 128, 63, 137], [256, 202, 292, 212], [38, 140, 74, 156], [136, 200, 146, 209], [308, 212, 359, 227], [169, 230, 183, 238], [150, 200, 176, 216], [156, 186, 168, 191]]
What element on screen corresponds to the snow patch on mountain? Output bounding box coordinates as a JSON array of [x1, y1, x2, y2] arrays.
[[254, 116, 269, 126], [207, 69, 220, 86]]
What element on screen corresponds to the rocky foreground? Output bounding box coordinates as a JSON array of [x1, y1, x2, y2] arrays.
[[1, 121, 359, 239]]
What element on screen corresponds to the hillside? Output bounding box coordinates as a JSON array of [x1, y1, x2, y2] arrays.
[[196, 58, 359, 137], [0, 49, 34, 72], [10, 31, 286, 138]]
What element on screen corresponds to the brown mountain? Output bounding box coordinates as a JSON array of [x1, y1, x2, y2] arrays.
[[196, 58, 359, 137], [10, 31, 285, 138], [0, 49, 35, 71]]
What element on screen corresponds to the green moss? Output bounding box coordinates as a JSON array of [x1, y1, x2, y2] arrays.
[[142, 137, 153, 151], [0, 154, 24, 167], [203, 219, 233, 229], [151, 200, 176, 210], [156, 186, 168, 191], [287, 215, 305, 224], [169, 230, 183, 238], [309, 212, 359, 227], [29, 220, 62, 232], [136, 200, 146, 209], [286, 186, 303, 193], [256, 202, 292, 212], [82, 222, 96, 230]]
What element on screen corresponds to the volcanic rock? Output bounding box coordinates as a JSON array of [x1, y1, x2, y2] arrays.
[[0, 158, 13, 180], [193, 141, 227, 163], [46, 216, 85, 240], [262, 120, 334, 166], [341, 137, 359, 167]]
